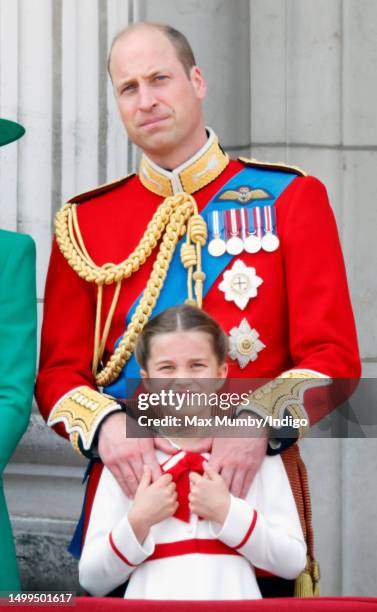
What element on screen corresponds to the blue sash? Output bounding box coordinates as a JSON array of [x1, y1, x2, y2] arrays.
[[104, 165, 297, 398]]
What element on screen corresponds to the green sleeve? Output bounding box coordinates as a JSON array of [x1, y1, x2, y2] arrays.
[[0, 233, 37, 473]]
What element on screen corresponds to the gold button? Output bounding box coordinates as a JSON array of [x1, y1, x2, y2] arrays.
[[237, 335, 254, 355]]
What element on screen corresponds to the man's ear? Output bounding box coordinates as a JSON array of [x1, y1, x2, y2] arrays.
[[190, 66, 207, 100]]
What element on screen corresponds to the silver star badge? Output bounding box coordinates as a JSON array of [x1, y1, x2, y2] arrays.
[[229, 318, 266, 368], [218, 259, 263, 310]]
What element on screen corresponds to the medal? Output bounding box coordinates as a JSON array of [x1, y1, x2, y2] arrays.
[[226, 236, 244, 255], [244, 234, 262, 253], [207, 210, 226, 257], [218, 259, 263, 310], [261, 232, 280, 252], [261, 205, 279, 252], [208, 237, 226, 257], [225, 209, 244, 255], [242, 208, 262, 253], [228, 318, 266, 368]]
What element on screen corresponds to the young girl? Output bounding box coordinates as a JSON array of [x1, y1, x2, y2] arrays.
[[79, 305, 306, 600]]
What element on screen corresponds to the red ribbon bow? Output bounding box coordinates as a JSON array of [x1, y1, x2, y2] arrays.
[[164, 452, 205, 523]]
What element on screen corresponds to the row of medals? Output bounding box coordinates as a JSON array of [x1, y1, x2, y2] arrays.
[[207, 219, 280, 257]]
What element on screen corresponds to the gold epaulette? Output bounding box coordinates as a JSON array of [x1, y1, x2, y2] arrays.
[[238, 157, 307, 177], [66, 173, 135, 205]]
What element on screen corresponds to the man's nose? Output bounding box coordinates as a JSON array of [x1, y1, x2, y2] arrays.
[[137, 83, 157, 111]]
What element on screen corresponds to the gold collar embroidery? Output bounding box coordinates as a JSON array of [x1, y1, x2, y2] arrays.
[[139, 128, 229, 197]]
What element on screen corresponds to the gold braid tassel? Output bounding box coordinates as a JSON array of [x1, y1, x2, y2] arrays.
[[180, 214, 207, 307], [294, 557, 320, 597], [55, 192, 207, 388], [282, 445, 321, 598], [313, 560, 321, 596]]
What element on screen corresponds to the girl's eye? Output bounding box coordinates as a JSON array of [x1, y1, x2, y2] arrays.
[[159, 365, 174, 371], [192, 363, 205, 368]]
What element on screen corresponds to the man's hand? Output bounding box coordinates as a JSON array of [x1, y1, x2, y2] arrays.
[[98, 412, 162, 497], [128, 466, 178, 544], [189, 462, 230, 524], [209, 429, 268, 498]]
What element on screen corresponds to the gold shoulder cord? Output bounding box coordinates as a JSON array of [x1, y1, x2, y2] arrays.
[[54, 192, 207, 387]]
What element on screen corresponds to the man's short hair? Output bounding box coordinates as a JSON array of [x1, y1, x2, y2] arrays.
[[108, 22, 196, 78]]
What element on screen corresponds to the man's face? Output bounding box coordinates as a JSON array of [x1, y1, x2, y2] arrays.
[[109, 27, 206, 163]]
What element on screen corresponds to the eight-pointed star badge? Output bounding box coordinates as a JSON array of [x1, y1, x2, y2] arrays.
[[218, 259, 263, 310], [229, 318, 266, 368]]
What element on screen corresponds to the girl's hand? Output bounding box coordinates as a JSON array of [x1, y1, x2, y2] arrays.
[[128, 466, 178, 543], [188, 461, 230, 524]]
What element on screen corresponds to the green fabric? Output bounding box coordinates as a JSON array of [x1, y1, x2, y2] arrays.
[[0, 481, 20, 592], [0, 230, 37, 591], [0, 119, 25, 147]]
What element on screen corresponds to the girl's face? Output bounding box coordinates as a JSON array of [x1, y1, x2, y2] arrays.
[[141, 330, 228, 422], [141, 330, 228, 380]]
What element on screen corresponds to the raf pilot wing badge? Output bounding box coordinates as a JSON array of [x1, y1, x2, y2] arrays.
[[217, 185, 273, 204]]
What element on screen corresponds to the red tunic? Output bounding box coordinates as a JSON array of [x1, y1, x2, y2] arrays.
[[36, 157, 361, 440]]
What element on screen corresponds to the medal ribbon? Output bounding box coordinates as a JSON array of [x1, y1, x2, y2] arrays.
[[263, 205, 276, 234], [252, 207, 263, 239], [207, 210, 225, 240], [225, 208, 241, 241], [245, 208, 255, 236]]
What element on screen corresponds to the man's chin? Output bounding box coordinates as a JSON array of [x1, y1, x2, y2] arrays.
[[132, 130, 177, 158]]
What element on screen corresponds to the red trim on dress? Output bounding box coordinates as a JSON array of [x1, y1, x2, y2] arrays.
[[160, 449, 181, 469], [148, 538, 240, 561], [255, 568, 275, 578], [234, 510, 258, 550], [109, 532, 138, 567]]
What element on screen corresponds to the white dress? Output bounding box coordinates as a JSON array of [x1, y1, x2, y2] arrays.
[[79, 450, 306, 600]]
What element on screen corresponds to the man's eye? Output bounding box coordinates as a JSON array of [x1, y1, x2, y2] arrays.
[[159, 365, 173, 371], [122, 84, 136, 94], [155, 75, 168, 82], [192, 363, 205, 368]]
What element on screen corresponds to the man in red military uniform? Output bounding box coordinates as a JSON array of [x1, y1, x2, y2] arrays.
[[36, 22, 360, 597]]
